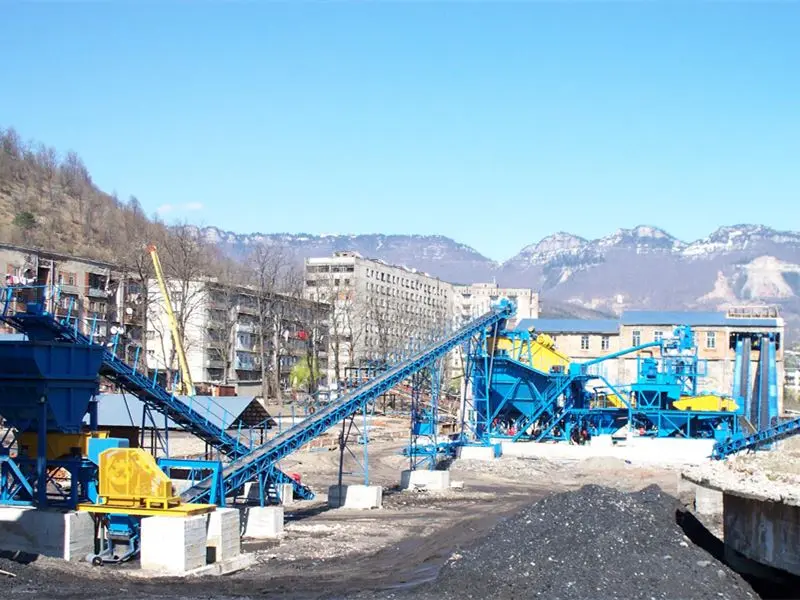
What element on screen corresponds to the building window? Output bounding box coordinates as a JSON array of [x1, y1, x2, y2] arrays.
[[706, 331, 716, 349], [654, 330, 663, 343], [601, 336, 610, 351], [632, 330, 641, 346], [580, 335, 589, 350]]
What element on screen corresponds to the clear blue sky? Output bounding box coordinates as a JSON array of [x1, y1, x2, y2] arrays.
[[2, 2, 798, 261]]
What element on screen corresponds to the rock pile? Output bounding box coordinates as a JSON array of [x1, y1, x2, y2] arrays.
[[366, 485, 757, 600]]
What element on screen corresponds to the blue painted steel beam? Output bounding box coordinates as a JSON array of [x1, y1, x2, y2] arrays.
[[181, 304, 514, 503], [713, 414, 800, 459]]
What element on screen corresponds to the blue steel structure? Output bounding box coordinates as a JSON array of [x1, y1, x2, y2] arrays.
[[712, 334, 789, 460], [181, 302, 515, 503], [470, 325, 744, 444], [0, 286, 311, 502], [0, 340, 111, 507]]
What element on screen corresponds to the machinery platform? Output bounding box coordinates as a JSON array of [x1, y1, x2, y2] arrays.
[[76, 502, 215, 517]]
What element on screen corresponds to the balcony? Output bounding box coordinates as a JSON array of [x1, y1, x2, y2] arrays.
[[59, 284, 80, 295], [237, 303, 258, 315], [235, 359, 259, 371], [87, 287, 108, 299], [205, 358, 225, 369], [236, 322, 258, 333]]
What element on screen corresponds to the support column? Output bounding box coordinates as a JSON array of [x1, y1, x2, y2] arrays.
[[37, 395, 48, 507]]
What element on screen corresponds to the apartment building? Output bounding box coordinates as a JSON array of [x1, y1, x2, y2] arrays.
[[304, 251, 455, 383], [0, 243, 145, 361], [453, 283, 539, 327], [146, 279, 330, 393], [514, 307, 785, 411]]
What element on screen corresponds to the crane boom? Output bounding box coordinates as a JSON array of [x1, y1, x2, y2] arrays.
[[147, 244, 195, 396]]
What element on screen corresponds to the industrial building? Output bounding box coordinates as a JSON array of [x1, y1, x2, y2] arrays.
[[304, 251, 456, 383], [146, 279, 330, 393], [515, 307, 785, 412]]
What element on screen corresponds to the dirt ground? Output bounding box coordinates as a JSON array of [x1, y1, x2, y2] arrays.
[[2, 433, 687, 600]]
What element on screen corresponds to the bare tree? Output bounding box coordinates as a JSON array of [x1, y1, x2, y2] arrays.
[[109, 198, 162, 366], [152, 223, 214, 387], [204, 263, 243, 385], [36, 143, 58, 209], [305, 270, 367, 387], [247, 245, 295, 401]]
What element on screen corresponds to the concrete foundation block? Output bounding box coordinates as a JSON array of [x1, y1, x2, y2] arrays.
[[0, 507, 93, 562], [695, 485, 724, 515], [457, 444, 501, 460], [141, 514, 207, 574], [328, 485, 383, 509], [277, 483, 295, 506], [242, 506, 284, 538], [400, 469, 450, 491], [205, 508, 240, 562], [242, 481, 262, 503], [724, 492, 800, 576], [677, 473, 698, 502]]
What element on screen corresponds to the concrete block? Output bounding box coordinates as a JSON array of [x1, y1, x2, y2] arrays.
[[277, 483, 295, 506], [0, 507, 93, 562], [141, 514, 207, 574], [450, 480, 464, 490], [242, 506, 284, 538], [328, 485, 382, 509], [677, 473, 697, 502], [400, 469, 450, 491], [695, 485, 724, 515], [242, 481, 262, 503], [724, 491, 800, 576], [205, 508, 240, 563], [457, 444, 501, 460]]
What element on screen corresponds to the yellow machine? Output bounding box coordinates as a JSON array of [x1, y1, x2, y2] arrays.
[[596, 392, 633, 409], [146, 244, 195, 396], [489, 331, 571, 374], [17, 431, 109, 460], [673, 394, 739, 412], [78, 448, 214, 517]]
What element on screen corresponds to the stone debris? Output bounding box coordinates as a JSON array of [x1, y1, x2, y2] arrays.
[[360, 485, 756, 600], [685, 444, 800, 505]]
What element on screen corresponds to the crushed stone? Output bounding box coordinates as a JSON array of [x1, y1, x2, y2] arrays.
[[355, 484, 756, 600]]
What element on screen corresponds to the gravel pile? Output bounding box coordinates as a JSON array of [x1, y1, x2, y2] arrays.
[[364, 485, 756, 600]]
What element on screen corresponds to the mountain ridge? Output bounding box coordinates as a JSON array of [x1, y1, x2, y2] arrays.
[[207, 223, 800, 342], [202, 223, 800, 266]]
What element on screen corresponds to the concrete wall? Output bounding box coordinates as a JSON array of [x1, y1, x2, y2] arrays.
[[724, 492, 800, 577]]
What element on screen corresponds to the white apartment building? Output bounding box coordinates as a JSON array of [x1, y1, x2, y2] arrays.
[[304, 251, 455, 384], [146, 279, 329, 393], [453, 282, 539, 327]]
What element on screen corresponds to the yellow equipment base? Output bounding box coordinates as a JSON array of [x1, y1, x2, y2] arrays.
[[76, 502, 215, 517]]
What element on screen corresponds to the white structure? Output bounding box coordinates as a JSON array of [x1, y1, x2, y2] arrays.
[[146, 279, 329, 390], [453, 282, 539, 327], [304, 251, 455, 384]]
